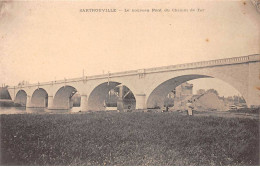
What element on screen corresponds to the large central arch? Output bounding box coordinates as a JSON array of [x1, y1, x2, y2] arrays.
[[31, 88, 48, 108], [146, 74, 246, 109], [14, 90, 27, 107], [88, 81, 136, 111], [53, 85, 78, 109]]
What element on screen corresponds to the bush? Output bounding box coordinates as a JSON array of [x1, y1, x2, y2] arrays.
[[229, 108, 260, 114]]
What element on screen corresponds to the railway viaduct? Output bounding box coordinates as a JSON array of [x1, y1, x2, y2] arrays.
[[7, 54, 260, 111]]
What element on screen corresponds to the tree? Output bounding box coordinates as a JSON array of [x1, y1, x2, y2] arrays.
[[206, 89, 219, 96], [197, 89, 206, 95]]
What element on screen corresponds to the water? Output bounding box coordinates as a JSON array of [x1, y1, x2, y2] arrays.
[[0, 107, 27, 114], [0, 107, 82, 114]]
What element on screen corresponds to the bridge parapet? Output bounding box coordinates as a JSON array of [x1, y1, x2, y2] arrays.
[[7, 54, 259, 89], [145, 54, 259, 74], [7, 70, 140, 89]]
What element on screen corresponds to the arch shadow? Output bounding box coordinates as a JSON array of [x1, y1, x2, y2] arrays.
[[88, 81, 136, 111], [53, 85, 78, 109], [14, 90, 27, 107], [146, 74, 246, 109], [31, 88, 48, 108]]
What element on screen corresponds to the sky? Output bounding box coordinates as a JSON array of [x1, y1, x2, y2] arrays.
[[0, 0, 259, 97]]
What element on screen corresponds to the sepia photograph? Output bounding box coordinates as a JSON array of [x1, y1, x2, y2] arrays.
[[0, 0, 259, 166]]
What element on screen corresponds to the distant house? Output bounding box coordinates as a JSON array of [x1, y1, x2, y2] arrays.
[[171, 82, 193, 109]]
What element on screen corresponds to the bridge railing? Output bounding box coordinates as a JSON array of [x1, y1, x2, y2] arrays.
[[7, 54, 259, 89], [144, 55, 257, 73], [7, 70, 140, 89]]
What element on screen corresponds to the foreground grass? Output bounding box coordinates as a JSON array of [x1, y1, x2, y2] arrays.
[[0, 112, 259, 166]]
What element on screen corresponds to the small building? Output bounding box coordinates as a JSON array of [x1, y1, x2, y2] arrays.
[[171, 82, 193, 110]]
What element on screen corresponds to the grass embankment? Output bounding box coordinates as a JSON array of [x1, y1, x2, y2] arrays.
[[0, 112, 259, 166]]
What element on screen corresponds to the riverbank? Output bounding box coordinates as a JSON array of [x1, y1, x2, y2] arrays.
[[0, 99, 15, 107], [0, 111, 259, 165]]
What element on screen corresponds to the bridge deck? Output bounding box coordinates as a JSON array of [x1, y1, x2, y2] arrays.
[[7, 54, 260, 89]]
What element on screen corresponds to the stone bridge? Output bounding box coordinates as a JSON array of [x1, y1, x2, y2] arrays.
[[7, 54, 260, 111]]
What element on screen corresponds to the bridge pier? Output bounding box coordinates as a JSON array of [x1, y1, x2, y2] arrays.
[[48, 96, 54, 109], [247, 60, 260, 108], [26, 95, 31, 108], [135, 94, 146, 109], [80, 95, 88, 111], [247, 90, 260, 108]]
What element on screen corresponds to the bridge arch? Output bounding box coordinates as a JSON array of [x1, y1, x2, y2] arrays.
[[31, 88, 48, 108], [14, 90, 27, 107], [88, 81, 136, 111], [53, 85, 78, 109], [146, 74, 247, 109]]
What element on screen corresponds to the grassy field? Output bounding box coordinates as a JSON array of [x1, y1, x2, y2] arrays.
[[0, 111, 259, 166]]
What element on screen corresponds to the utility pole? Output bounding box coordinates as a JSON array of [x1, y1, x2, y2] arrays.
[[107, 71, 110, 85]]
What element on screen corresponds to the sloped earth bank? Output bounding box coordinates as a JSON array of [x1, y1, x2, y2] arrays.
[[0, 111, 259, 165]]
